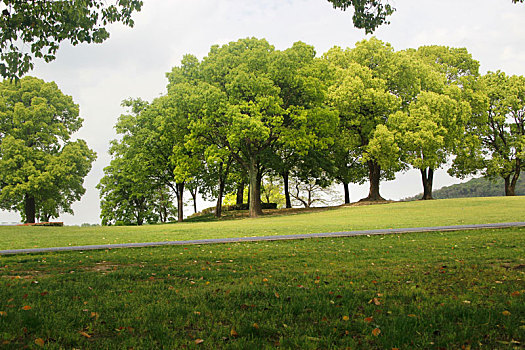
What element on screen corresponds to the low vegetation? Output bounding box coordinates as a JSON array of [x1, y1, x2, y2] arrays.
[[0, 227, 523, 348], [1, 197, 524, 250]]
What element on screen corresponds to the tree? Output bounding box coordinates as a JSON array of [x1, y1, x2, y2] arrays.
[[289, 177, 337, 208], [326, 39, 404, 202], [326, 0, 395, 33], [184, 38, 335, 218], [452, 71, 525, 195], [167, 58, 235, 218], [98, 155, 171, 226], [326, 0, 523, 34], [0, 76, 95, 223], [388, 89, 471, 199], [382, 46, 477, 200], [1, 0, 143, 80]]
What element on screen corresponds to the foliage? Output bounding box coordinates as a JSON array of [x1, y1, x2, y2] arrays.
[[326, 38, 407, 201], [451, 71, 525, 195], [0, 76, 95, 223], [326, 0, 395, 33], [97, 97, 186, 225], [167, 38, 337, 218], [260, 177, 286, 208], [0, 0, 143, 80]]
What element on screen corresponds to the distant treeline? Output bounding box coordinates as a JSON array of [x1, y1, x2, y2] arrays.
[[405, 176, 525, 201]]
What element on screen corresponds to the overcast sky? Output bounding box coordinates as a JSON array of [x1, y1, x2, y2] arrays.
[[1, 0, 524, 225]]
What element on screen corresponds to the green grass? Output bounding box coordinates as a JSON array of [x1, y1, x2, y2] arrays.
[[0, 227, 524, 349], [1, 196, 524, 250]]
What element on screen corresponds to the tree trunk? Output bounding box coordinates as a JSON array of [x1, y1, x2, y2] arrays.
[[360, 160, 384, 201], [176, 182, 185, 222], [420, 167, 434, 200], [215, 177, 225, 218], [190, 187, 198, 214], [24, 194, 36, 224], [343, 182, 350, 204], [236, 182, 244, 205], [248, 157, 263, 217], [282, 171, 292, 208], [505, 160, 521, 196]]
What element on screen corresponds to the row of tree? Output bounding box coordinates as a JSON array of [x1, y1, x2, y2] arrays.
[[98, 37, 524, 225]]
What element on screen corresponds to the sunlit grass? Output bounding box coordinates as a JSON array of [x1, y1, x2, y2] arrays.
[[0, 196, 524, 250]]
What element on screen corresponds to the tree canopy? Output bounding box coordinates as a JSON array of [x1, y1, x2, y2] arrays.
[[99, 37, 524, 225], [0, 76, 96, 223], [0, 0, 143, 80]]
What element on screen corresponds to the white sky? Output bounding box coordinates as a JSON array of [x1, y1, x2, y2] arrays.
[[1, 0, 524, 225]]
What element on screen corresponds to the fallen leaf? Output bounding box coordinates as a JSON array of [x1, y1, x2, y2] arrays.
[[90, 312, 99, 319], [511, 291, 520, 297], [342, 315, 350, 321], [252, 323, 259, 329], [0, 311, 6, 316], [369, 298, 381, 306], [230, 329, 238, 337], [364, 317, 373, 323], [35, 338, 45, 347], [79, 331, 91, 338], [407, 314, 417, 318], [194, 339, 204, 344], [262, 278, 268, 282], [502, 310, 511, 316], [372, 328, 381, 337], [21, 305, 31, 310], [274, 292, 280, 298]]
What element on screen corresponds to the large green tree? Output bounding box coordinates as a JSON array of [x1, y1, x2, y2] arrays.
[[0, 76, 95, 223], [327, 38, 414, 202], [381, 46, 477, 200], [452, 71, 525, 196], [186, 38, 336, 217], [0, 0, 143, 80], [98, 98, 177, 225]]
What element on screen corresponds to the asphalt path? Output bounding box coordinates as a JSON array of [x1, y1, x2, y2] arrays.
[[1, 222, 524, 256]]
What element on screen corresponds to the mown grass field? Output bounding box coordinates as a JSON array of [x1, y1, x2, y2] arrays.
[[0, 226, 524, 349], [1, 196, 524, 250]]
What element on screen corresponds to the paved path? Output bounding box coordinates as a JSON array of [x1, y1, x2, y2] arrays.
[[1, 222, 524, 256]]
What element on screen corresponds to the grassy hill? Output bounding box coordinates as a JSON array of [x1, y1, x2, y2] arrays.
[[1, 196, 524, 250], [0, 223, 523, 348], [405, 175, 525, 201]]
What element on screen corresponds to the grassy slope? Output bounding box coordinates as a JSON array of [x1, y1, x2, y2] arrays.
[[1, 196, 524, 250], [0, 227, 523, 349]]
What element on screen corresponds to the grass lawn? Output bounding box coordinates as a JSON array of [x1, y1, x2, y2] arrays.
[[0, 227, 524, 348], [1, 196, 524, 250]]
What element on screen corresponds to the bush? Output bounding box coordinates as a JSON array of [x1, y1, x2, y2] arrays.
[[18, 222, 64, 227]]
